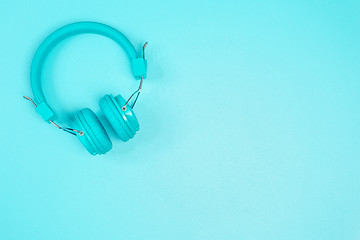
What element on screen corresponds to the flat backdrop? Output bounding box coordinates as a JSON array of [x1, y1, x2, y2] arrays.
[[1, 0, 359, 239]]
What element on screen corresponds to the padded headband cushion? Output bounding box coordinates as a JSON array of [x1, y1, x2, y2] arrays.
[[74, 108, 112, 155], [30, 21, 147, 122]]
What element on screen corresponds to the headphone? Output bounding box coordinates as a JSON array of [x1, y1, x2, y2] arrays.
[[24, 21, 148, 156]]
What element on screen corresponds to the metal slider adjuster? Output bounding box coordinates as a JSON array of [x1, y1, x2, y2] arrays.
[[121, 42, 148, 111], [23, 96, 84, 136]]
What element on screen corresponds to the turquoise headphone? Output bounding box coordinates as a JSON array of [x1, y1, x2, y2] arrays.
[[24, 22, 148, 155]]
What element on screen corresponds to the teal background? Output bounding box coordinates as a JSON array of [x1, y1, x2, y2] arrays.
[[1, 0, 360, 239]]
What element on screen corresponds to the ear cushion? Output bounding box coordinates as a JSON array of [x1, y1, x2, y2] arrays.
[[73, 108, 112, 155], [99, 94, 139, 142]]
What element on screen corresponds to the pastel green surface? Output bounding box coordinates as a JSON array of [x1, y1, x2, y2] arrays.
[[1, 0, 360, 240]]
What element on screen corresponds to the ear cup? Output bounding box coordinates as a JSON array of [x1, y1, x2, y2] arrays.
[[73, 108, 112, 155], [99, 94, 140, 142], [114, 94, 140, 132]]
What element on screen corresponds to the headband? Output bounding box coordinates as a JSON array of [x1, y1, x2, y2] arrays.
[[29, 21, 147, 122]]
